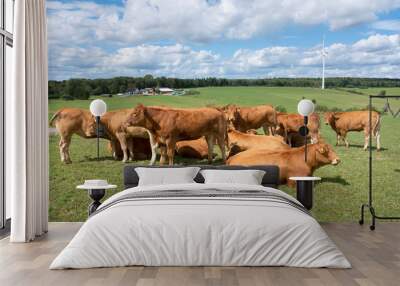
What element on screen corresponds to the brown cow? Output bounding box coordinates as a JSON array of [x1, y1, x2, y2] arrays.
[[101, 110, 158, 163], [283, 131, 310, 147], [275, 112, 320, 145], [107, 138, 153, 161], [50, 108, 97, 164], [246, 129, 259, 135], [101, 109, 132, 162], [222, 104, 277, 134], [107, 141, 123, 159], [124, 104, 228, 165], [126, 126, 158, 164], [324, 111, 381, 151], [227, 142, 340, 187], [175, 137, 211, 159], [227, 129, 289, 157]]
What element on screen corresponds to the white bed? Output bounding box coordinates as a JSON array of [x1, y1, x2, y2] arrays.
[[50, 182, 350, 269]]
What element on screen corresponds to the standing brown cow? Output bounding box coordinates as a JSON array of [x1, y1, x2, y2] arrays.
[[227, 142, 340, 187], [50, 108, 97, 164], [222, 104, 277, 134], [124, 104, 228, 165], [324, 111, 381, 151], [101, 109, 158, 163], [275, 112, 320, 145]]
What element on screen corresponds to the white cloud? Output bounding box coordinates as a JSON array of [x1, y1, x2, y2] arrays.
[[47, 1, 123, 46], [47, 0, 400, 45], [371, 19, 400, 31], [226, 47, 298, 75], [228, 33, 400, 76], [49, 43, 223, 79], [104, 44, 221, 77], [330, 34, 400, 67], [353, 33, 400, 51], [46, 1, 400, 79], [48, 33, 400, 80]]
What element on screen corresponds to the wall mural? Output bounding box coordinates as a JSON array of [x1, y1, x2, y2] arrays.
[[48, 81, 400, 223], [46, 1, 400, 223]]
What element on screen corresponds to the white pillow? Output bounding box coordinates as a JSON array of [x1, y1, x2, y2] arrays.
[[200, 169, 266, 185], [135, 167, 201, 186]]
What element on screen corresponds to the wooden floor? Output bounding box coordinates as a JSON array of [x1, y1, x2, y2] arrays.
[[0, 222, 399, 286]]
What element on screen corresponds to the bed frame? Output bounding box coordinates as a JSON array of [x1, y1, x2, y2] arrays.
[[123, 165, 280, 189]]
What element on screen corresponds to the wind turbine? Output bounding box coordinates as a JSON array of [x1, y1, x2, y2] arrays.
[[321, 36, 328, 90]]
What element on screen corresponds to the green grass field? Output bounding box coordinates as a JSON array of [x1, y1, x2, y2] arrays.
[[49, 87, 400, 222]]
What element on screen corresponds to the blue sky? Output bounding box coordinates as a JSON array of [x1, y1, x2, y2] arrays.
[[47, 0, 400, 80]]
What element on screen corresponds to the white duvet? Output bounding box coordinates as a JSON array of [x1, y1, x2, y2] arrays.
[[50, 183, 351, 269]]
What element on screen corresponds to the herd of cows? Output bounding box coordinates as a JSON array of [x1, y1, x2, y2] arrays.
[[50, 103, 382, 187]]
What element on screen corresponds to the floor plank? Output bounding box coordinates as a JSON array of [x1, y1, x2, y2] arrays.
[[0, 222, 399, 286]]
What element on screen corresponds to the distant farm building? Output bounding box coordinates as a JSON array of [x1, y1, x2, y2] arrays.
[[142, 88, 156, 95], [125, 88, 140, 95], [158, 87, 174, 95], [114, 87, 186, 97]]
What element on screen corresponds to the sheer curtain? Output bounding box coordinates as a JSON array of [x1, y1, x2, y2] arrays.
[[8, 0, 49, 242]]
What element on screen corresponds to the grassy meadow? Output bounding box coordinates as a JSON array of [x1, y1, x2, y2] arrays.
[[49, 86, 400, 222]]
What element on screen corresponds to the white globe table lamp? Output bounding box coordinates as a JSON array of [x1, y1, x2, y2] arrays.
[[298, 99, 314, 116], [90, 99, 107, 160], [90, 99, 107, 117], [297, 99, 315, 162]]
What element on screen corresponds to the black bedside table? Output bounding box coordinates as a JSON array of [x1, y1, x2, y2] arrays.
[[289, 177, 321, 210], [77, 180, 117, 216]]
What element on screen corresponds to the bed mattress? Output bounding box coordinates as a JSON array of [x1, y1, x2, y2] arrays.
[[50, 183, 350, 269]]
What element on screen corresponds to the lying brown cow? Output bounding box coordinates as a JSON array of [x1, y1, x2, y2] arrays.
[[227, 142, 340, 187], [124, 104, 228, 165], [101, 109, 158, 163], [227, 129, 289, 157], [223, 104, 277, 134], [324, 111, 381, 151], [175, 137, 210, 159], [107, 138, 152, 161], [50, 108, 97, 163], [275, 112, 320, 145], [284, 131, 309, 147]]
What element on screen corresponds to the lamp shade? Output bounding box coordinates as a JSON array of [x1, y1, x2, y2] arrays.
[[297, 99, 314, 116], [90, 99, 107, 117]]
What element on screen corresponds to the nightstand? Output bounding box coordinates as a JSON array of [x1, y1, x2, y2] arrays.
[[77, 180, 117, 216], [289, 177, 321, 210]]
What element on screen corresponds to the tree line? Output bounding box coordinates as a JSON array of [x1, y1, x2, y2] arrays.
[[48, 75, 400, 100]]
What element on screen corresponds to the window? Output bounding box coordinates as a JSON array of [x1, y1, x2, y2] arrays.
[[0, 0, 13, 231]]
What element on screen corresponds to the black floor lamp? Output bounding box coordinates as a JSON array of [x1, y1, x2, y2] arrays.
[[359, 95, 400, 230], [291, 99, 317, 211], [297, 99, 315, 162], [90, 99, 107, 160]]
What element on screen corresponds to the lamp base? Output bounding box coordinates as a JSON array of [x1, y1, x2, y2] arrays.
[[88, 189, 105, 215]]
